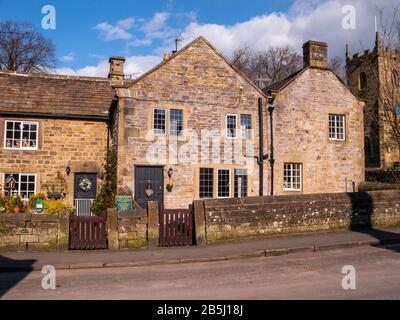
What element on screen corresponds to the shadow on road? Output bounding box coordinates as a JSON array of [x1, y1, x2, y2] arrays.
[[348, 191, 400, 253], [0, 255, 36, 298]]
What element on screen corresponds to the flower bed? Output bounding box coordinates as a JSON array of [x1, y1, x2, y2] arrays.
[[0, 192, 74, 215]]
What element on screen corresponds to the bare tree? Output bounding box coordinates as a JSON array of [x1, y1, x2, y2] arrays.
[[230, 45, 302, 89], [329, 56, 345, 80], [0, 21, 56, 72]]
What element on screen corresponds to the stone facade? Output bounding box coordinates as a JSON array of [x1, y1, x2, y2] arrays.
[[269, 67, 365, 195], [0, 117, 108, 204], [346, 32, 400, 169], [0, 212, 69, 251], [201, 190, 400, 243], [111, 37, 365, 209], [0, 72, 113, 208], [113, 37, 265, 209]]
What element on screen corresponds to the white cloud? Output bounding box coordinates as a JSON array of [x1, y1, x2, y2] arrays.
[[180, 0, 400, 59], [141, 12, 170, 35], [60, 0, 400, 78], [55, 55, 161, 78], [61, 52, 75, 62], [94, 17, 135, 41]]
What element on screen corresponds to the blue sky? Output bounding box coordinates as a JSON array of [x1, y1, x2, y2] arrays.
[[0, 0, 397, 77]]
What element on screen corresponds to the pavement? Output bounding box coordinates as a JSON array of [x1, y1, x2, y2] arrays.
[[1, 227, 400, 272]]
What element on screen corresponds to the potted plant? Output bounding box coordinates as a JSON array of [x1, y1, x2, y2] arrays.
[[166, 182, 174, 192], [10, 195, 23, 213]]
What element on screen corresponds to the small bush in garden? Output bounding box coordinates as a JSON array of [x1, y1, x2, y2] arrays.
[[9, 195, 24, 213], [44, 199, 74, 215]]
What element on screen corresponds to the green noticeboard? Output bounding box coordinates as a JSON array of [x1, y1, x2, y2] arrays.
[[115, 196, 133, 212]]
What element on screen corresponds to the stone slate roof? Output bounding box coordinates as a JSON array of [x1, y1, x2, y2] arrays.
[[0, 71, 115, 119]]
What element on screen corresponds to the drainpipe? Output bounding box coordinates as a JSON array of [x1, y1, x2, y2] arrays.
[[267, 95, 275, 196], [258, 97, 264, 196]]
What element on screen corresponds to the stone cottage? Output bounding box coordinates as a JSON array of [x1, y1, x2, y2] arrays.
[[263, 41, 365, 195], [111, 37, 266, 209], [111, 37, 365, 209], [0, 71, 114, 215]]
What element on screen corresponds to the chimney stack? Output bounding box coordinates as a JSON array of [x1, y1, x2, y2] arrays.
[[302, 40, 329, 69], [108, 56, 125, 86]]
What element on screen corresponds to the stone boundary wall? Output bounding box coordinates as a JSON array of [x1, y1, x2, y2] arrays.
[[200, 190, 400, 244], [0, 212, 69, 251], [107, 208, 148, 250]]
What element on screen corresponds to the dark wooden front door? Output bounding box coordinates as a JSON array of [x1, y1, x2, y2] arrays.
[[74, 173, 97, 216], [134, 166, 164, 209]]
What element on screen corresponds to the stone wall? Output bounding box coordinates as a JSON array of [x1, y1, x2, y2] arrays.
[[107, 208, 148, 250], [0, 212, 68, 251], [201, 190, 400, 244]]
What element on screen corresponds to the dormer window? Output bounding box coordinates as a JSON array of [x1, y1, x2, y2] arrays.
[[4, 120, 38, 150], [359, 72, 367, 90]]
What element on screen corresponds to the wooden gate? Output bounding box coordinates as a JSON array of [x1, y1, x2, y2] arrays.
[[159, 205, 194, 247], [69, 213, 107, 250]]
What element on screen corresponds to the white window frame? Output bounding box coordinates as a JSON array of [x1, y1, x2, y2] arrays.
[[226, 114, 238, 139], [2, 173, 37, 201], [4, 120, 39, 150], [240, 114, 253, 140], [152, 108, 166, 136], [170, 108, 184, 136], [217, 168, 231, 198], [283, 163, 302, 192], [329, 114, 346, 141]]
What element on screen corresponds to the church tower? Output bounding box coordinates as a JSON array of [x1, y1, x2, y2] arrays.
[[346, 32, 400, 169]]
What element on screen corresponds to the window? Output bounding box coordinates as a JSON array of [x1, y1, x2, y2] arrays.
[[226, 114, 237, 139], [170, 109, 183, 136], [153, 109, 166, 135], [4, 120, 38, 150], [359, 72, 367, 90], [2, 173, 36, 200], [240, 114, 252, 139], [199, 168, 214, 198], [218, 169, 230, 198], [234, 169, 248, 197], [284, 163, 302, 191], [329, 114, 345, 141]]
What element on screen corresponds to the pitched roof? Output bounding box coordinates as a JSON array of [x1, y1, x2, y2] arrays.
[[123, 36, 268, 98], [0, 71, 115, 119], [262, 68, 305, 93]]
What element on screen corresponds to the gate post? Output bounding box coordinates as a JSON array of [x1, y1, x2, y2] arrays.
[[147, 201, 159, 248], [57, 210, 70, 251], [107, 208, 119, 250], [193, 200, 207, 246]]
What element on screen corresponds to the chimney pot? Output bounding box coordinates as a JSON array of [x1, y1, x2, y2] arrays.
[[302, 40, 329, 69]]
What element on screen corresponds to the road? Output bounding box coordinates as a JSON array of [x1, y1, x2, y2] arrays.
[[1, 244, 400, 300]]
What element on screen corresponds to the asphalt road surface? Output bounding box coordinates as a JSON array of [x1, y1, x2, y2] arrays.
[[1, 244, 400, 300]]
